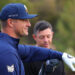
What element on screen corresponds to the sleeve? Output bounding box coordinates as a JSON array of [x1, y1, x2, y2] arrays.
[[18, 44, 63, 62], [0, 52, 19, 75]]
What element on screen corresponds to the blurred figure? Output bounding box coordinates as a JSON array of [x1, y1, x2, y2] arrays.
[[24, 20, 65, 75]]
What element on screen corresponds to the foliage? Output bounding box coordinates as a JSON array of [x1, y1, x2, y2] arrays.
[[54, 0, 75, 51]]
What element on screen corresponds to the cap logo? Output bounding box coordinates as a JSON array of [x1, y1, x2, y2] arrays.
[[24, 5, 28, 13], [8, 14, 18, 17]]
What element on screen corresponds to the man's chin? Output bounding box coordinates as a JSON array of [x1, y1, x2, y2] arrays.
[[24, 32, 29, 36], [44, 45, 50, 49], [25, 33, 28, 36], [23, 30, 28, 36], [20, 33, 28, 37]]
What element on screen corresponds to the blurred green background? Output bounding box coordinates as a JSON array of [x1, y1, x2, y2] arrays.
[[0, 0, 75, 74]]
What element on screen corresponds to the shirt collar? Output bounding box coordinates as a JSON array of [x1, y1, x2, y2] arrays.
[[0, 32, 20, 49]]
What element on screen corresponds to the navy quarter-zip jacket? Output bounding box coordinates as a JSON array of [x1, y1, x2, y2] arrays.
[[0, 33, 62, 75]]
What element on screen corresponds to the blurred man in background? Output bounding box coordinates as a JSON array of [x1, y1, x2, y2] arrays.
[[24, 20, 65, 75]]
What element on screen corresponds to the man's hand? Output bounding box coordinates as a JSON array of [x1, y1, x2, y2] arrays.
[[62, 53, 75, 71]]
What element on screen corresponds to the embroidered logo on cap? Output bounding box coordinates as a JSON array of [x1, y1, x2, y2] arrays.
[[8, 14, 18, 17], [7, 64, 14, 72], [24, 5, 28, 13]]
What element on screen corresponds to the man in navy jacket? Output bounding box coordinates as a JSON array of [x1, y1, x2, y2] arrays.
[[0, 3, 75, 75]]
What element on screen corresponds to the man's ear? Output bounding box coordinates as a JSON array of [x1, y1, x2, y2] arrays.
[[52, 32, 54, 38], [7, 19, 14, 28], [52, 32, 54, 35], [32, 34, 36, 41]]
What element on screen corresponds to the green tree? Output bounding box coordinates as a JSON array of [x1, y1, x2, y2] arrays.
[[54, 0, 75, 52]]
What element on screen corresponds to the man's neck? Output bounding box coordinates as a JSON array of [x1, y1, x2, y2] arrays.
[[1, 28, 20, 39]]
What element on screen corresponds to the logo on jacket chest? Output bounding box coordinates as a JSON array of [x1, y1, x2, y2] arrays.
[[7, 64, 14, 72]]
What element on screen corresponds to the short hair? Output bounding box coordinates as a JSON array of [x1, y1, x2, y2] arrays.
[[0, 20, 7, 28], [33, 20, 53, 35]]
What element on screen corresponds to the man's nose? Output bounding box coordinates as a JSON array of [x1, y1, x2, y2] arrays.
[[44, 37, 48, 42], [27, 20, 31, 27], [28, 21, 31, 27]]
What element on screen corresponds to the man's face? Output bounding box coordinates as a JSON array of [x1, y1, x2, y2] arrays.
[[33, 28, 53, 49], [12, 19, 31, 37]]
